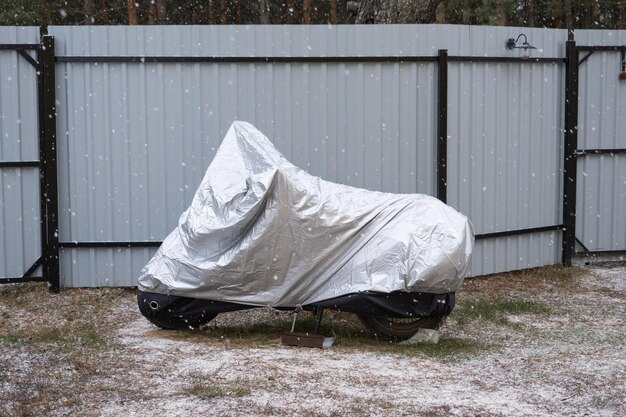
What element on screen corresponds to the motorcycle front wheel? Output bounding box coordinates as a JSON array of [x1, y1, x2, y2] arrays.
[[357, 315, 443, 342]]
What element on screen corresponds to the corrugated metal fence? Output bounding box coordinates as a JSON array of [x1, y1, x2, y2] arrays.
[[574, 31, 626, 255], [1, 25, 625, 287], [0, 27, 44, 282]]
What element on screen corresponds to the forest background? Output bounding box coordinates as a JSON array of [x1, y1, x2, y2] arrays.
[[1, 0, 625, 29]]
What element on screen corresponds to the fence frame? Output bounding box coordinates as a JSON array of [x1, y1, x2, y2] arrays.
[[1, 27, 625, 288], [572, 42, 626, 260], [53, 50, 568, 249], [0, 34, 59, 291]]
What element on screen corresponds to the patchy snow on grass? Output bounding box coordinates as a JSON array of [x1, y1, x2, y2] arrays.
[[1, 264, 625, 417]]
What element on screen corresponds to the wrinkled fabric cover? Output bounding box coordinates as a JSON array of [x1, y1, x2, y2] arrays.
[[138, 121, 474, 307]]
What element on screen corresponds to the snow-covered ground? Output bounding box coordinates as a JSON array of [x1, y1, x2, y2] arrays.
[[1, 264, 625, 417]]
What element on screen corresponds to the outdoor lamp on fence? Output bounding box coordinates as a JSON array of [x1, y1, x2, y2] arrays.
[[506, 34, 537, 58]]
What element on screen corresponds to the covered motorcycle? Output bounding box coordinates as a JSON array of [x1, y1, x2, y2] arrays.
[[137, 121, 474, 341]]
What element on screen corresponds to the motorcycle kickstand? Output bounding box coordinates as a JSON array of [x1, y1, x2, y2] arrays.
[[281, 306, 334, 349]]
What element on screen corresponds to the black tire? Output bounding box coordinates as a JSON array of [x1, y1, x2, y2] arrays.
[[358, 315, 443, 342], [148, 313, 218, 330]]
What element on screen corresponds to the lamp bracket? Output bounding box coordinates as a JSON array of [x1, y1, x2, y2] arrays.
[[506, 38, 517, 50]]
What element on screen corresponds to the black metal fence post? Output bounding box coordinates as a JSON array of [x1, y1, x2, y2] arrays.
[[437, 49, 448, 203], [39, 35, 60, 292], [562, 39, 579, 266]]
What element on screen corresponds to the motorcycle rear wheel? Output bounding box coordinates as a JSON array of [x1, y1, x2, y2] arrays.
[[358, 315, 443, 342]]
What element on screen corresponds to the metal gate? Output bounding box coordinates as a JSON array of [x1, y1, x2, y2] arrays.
[[0, 35, 59, 291], [565, 41, 626, 262]]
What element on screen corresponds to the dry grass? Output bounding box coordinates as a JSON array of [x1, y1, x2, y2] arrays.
[[183, 380, 251, 399], [1, 264, 624, 417], [459, 264, 584, 297], [452, 299, 551, 327], [0, 284, 137, 417], [0, 284, 133, 355]]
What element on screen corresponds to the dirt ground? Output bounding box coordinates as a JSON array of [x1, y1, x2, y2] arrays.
[[0, 263, 625, 417]]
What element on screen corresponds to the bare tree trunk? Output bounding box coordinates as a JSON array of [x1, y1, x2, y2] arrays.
[[209, 0, 216, 24], [220, 0, 227, 24], [127, 0, 138, 25], [329, 0, 337, 23], [84, 0, 95, 24], [260, 0, 270, 24], [233, 0, 243, 24], [157, 0, 166, 23], [356, 0, 441, 24], [414, 0, 441, 22], [148, 1, 157, 24], [346, 1, 360, 13], [619, 3, 626, 29], [462, 6, 469, 24], [100, 0, 110, 24], [436, 1, 445, 23], [526, 0, 535, 26], [192, 6, 199, 24], [355, 0, 380, 23], [303, 0, 312, 24]]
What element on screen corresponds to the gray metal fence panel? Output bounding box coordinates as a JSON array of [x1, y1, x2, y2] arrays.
[[575, 30, 626, 253], [0, 27, 42, 279], [446, 59, 566, 275], [50, 25, 443, 286], [32, 25, 626, 286]]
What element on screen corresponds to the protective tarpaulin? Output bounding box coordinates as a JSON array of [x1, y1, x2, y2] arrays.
[[138, 121, 474, 307]]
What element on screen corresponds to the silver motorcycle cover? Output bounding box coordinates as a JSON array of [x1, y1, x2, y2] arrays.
[[138, 121, 474, 307]]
